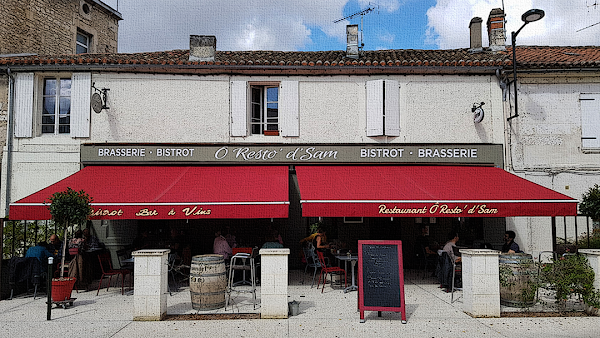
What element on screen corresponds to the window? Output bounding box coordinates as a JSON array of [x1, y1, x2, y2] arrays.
[[76, 31, 91, 54], [42, 78, 71, 134], [251, 85, 279, 135], [580, 93, 600, 148], [230, 80, 298, 137]]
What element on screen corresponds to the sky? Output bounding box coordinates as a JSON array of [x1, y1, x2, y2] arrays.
[[107, 0, 600, 53]]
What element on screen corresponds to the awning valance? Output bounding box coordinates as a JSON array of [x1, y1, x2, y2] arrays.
[[9, 166, 289, 220], [295, 166, 577, 217]]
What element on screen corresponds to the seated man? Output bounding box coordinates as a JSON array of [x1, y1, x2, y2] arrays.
[[213, 229, 232, 260], [25, 242, 54, 263]]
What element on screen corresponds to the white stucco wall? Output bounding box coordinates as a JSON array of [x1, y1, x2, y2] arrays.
[[505, 75, 600, 255], [1, 72, 503, 217]]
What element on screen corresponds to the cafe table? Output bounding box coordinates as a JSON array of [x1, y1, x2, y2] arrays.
[[335, 254, 359, 293]]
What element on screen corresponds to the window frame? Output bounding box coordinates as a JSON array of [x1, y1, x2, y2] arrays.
[[76, 30, 91, 54], [41, 76, 72, 135], [250, 82, 280, 136]]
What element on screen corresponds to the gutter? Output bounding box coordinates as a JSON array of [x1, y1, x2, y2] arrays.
[[4, 68, 14, 218], [0, 64, 501, 76]]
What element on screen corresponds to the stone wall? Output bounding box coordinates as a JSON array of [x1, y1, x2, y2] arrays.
[[0, 0, 120, 55]]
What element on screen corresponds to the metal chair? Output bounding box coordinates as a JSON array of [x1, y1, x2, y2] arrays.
[[226, 247, 259, 309], [303, 243, 323, 288], [96, 251, 132, 295], [168, 253, 190, 295], [315, 250, 346, 293]]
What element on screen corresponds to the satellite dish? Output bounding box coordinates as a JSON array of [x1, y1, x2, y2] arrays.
[[91, 93, 103, 114]]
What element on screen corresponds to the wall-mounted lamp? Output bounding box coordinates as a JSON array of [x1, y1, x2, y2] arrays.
[[91, 82, 110, 113], [472, 102, 485, 123], [507, 9, 545, 121]]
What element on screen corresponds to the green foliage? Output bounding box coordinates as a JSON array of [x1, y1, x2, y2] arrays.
[[577, 229, 600, 249], [308, 221, 322, 234], [540, 254, 597, 309], [47, 187, 93, 228], [579, 184, 600, 221], [2, 220, 56, 259]]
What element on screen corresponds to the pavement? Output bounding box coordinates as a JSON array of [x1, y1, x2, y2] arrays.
[[1, 269, 599, 338]]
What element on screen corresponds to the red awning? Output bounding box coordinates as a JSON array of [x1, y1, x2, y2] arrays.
[[295, 166, 577, 217], [10, 166, 289, 220]]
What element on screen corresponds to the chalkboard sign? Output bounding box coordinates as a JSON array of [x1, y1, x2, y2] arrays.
[[358, 240, 406, 323]]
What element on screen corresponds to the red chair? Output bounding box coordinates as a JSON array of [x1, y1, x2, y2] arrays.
[[96, 251, 132, 295], [316, 251, 347, 293]]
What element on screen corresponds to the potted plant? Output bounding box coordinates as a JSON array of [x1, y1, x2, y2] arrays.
[[47, 187, 93, 301], [579, 184, 600, 227]]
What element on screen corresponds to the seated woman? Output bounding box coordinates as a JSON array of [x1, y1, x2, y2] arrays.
[[312, 227, 336, 263]]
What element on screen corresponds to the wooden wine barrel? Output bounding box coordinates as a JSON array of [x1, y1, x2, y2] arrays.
[[189, 254, 227, 310], [499, 253, 536, 307]]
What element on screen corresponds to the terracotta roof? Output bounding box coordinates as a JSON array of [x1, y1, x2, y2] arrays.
[[0, 48, 507, 68], [509, 46, 600, 69], [1, 46, 599, 73]]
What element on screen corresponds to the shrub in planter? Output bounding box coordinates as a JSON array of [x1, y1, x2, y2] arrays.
[[579, 184, 600, 223], [540, 254, 598, 312]]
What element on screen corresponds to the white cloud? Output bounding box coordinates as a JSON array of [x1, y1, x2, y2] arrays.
[[117, 0, 347, 52], [426, 0, 600, 49]]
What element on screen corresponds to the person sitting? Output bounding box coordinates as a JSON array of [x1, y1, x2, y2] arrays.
[[25, 242, 54, 263], [83, 228, 103, 251], [46, 234, 63, 258], [262, 230, 284, 249], [442, 232, 461, 263], [213, 229, 232, 260], [312, 227, 336, 263], [131, 229, 152, 251], [502, 230, 523, 253]]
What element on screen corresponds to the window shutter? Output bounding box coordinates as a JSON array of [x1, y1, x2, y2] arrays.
[[366, 79, 384, 136], [384, 80, 400, 136], [70, 73, 92, 138], [14, 73, 34, 138], [230, 81, 248, 137], [279, 81, 299, 137], [580, 93, 600, 148]]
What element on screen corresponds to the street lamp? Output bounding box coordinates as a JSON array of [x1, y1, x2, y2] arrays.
[[507, 9, 545, 121]]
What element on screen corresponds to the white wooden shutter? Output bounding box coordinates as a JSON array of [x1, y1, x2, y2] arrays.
[[580, 93, 600, 148], [384, 80, 400, 136], [14, 73, 34, 138], [230, 81, 248, 137], [366, 79, 384, 136], [70, 73, 92, 138], [279, 81, 299, 137]]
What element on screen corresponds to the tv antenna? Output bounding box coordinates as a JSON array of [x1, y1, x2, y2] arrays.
[[334, 4, 378, 51]]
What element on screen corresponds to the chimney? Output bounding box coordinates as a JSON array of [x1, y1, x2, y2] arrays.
[[189, 35, 216, 62], [469, 17, 483, 52], [487, 8, 506, 51], [346, 24, 359, 59]]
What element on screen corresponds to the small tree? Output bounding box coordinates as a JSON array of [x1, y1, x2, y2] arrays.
[[47, 187, 93, 277], [579, 184, 600, 222]]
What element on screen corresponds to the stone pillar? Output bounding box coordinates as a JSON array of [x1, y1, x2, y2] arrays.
[[580, 249, 600, 290], [460, 249, 501, 318], [259, 248, 289, 319], [132, 249, 169, 321]]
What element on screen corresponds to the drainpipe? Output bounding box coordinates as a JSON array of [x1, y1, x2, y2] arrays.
[[4, 68, 15, 217]]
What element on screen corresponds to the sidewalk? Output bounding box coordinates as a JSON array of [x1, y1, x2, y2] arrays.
[[1, 270, 599, 338]]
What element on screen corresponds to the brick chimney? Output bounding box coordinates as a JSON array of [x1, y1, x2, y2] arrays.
[[469, 17, 483, 52], [346, 24, 359, 59], [189, 35, 216, 62], [487, 8, 506, 51]]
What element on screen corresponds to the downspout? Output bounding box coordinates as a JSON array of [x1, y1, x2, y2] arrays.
[[4, 68, 15, 217]]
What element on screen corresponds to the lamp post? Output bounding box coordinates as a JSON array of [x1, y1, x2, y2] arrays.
[[507, 9, 545, 121]]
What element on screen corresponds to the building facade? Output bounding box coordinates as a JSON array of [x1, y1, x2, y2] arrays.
[[0, 0, 121, 180], [1, 9, 592, 268]]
